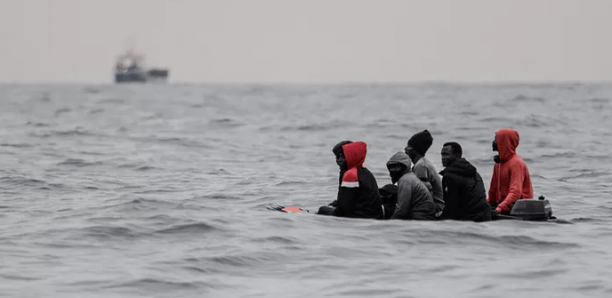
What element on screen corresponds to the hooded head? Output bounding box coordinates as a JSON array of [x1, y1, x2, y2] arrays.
[[333, 140, 353, 170], [341, 141, 367, 169], [332, 140, 352, 157], [407, 130, 433, 157], [386, 151, 411, 183], [494, 128, 520, 163]]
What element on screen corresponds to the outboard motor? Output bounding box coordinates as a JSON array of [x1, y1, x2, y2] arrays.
[[509, 196, 556, 221]]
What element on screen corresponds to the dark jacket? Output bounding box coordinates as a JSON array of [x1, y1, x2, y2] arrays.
[[328, 168, 346, 207], [333, 142, 382, 219], [440, 158, 491, 222], [379, 184, 398, 220], [387, 152, 436, 220]]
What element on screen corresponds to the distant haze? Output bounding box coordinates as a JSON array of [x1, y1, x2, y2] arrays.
[[1, 0, 611, 84]]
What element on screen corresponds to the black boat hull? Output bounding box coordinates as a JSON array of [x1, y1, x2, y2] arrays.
[[115, 73, 147, 83]]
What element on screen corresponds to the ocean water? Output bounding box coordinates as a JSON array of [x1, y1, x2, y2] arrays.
[[0, 83, 611, 298]]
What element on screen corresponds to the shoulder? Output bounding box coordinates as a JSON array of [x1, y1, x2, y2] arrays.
[[508, 156, 528, 171], [413, 162, 427, 174], [342, 168, 358, 181], [399, 172, 418, 184], [341, 168, 359, 187]]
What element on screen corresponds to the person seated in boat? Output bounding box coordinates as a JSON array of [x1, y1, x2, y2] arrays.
[[405, 130, 445, 218], [439, 142, 491, 222], [487, 128, 533, 219], [322, 140, 353, 210], [317, 141, 382, 219], [385, 152, 436, 220]]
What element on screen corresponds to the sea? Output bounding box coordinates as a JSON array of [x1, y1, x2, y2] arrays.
[[1, 83, 611, 298]]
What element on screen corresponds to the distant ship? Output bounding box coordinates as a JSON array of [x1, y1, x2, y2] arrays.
[[114, 50, 169, 84]]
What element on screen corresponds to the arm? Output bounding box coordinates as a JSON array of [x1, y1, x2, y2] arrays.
[[487, 165, 498, 204], [496, 163, 524, 213], [334, 170, 359, 217], [441, 176, 461, 220], [334, 186, 358, 217], [391, 178, 413, 219]]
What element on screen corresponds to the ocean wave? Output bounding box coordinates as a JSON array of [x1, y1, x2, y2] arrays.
[[96, 98, 125, 104], [29, 129, 104, 138], [56, 159, 105, 167], [0, 143, 33, 148], [128, 135, 213, 149], [108, 198, 177, 211], [54, 108, 71, 116], [205, 194, 242, 201], [81, 225, 143, 240], [155, 222, 221, 234], [0, 176, 47, 187], [0, 273, 41, 281], [103, 278, 216, 292], [589, 98, 610, 103], [558, 171, 610, 182], [25, 121, 50, 127], [116, 163, 160, 171], [511, 94, 547, 103], [189, 251, 284, 268], [390, 229, 580, 249], [250, 235, 299, 245], [208, 118, 244, 128], [539, 152, 576, 158]]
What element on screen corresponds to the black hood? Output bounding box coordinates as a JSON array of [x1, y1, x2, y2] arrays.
[[333, 140, 352, 157], [440, 158, 477, 177]]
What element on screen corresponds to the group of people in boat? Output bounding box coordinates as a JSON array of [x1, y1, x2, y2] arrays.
[[317, 128, 533, 222]]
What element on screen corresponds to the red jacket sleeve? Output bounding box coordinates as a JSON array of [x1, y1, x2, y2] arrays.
[[487, 165, 498, 204]]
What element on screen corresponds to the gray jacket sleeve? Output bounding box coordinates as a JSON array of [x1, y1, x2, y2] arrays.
[[391, 177, 413, 219]]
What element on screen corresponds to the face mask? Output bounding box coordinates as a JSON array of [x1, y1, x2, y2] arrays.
[[389, 171, 404, 184], [492, 139, 500, 163]]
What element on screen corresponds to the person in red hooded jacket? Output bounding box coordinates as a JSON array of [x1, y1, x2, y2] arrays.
[[487, 128, 533, 218], [318, 141, 382, 219]]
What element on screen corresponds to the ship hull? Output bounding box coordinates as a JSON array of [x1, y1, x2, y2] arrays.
[[115, 72, 147, 83]]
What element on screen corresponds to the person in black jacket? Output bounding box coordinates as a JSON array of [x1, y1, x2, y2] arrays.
[[317, 141, 382, 219], [439, 142, 491, 222], [319, 140, 353, 215]]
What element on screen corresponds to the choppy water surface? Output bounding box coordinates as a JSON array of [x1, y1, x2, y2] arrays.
[[1, 83, 611, 297]]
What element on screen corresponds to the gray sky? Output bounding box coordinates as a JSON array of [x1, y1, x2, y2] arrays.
[[1, 0, 611, 84]]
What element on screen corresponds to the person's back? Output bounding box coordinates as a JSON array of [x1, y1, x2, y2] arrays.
[[488, 128, 533, 216], [332, 141, 382, 219], [439, 142, 491, 222], [386, 152, 436, 220]]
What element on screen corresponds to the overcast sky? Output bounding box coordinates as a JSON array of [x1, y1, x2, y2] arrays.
[[1, 0, 611, 84]]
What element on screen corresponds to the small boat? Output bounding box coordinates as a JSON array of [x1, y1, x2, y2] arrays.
[[267, 196, 564, 223], [114, 49, 169, 84]]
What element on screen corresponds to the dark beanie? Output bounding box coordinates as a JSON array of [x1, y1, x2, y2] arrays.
[[332, 140, 352, 157], [408, 130, 433, 155]]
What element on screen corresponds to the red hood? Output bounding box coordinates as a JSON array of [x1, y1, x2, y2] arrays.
[[342, 141, 366, 169], [496, 128, 520, 163]]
